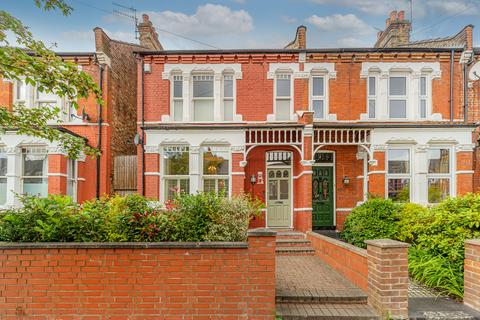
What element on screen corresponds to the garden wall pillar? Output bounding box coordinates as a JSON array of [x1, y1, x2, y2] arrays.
[[464, 239, 480, 311], [365, 239, 410, 320]]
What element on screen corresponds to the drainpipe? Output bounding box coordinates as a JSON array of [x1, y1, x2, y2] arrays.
[[96, 64, 104, 198], [141, 58, 145, 196], [450, 49, 455, 122]]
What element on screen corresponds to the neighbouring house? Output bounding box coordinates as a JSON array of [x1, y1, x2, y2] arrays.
[[0, 15, 162, 208], [136, 10, 480, 232]]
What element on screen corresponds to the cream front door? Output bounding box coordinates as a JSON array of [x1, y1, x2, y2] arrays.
[[266, 168, 291, 227]]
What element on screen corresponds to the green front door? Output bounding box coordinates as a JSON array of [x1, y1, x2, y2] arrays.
[[312, 166, 334, 227]]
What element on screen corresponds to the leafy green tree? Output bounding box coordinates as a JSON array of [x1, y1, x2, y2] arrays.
[[0, 0, 102, 158]]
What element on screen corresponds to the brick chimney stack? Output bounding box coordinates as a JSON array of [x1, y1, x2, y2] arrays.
[[285, 25, 307, 50], [138, 14, 163, 51], [374, 10, 411, 48]]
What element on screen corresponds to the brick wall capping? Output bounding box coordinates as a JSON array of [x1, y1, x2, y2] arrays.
[[0, 241, 248, 250], [364, 239, 410, 248], [248, 228, 277, 237], [307, 231, 367, 257], [465, 239, 480, 246]]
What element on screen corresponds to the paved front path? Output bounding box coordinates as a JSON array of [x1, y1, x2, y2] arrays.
[[276, 255, 367, 302]]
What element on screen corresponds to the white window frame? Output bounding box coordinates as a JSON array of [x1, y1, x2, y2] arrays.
[[66, 158, 78, 201], [388, 75, 408, 119], [170, 74, 184, 122], [426, 147, 453, 204], [0, 147, 7, 206], [385, 147, 412, 202], [274, 72, 293, 121], [419, 75, 429, 119], [367, 76, 377, 119], [191, 74, 215, 122], [222, 73, 235, 121], [310, 75, 326, 119], [161, 145, 190, 202], [21, 146, 48, 197], [201, 146, 231, 197]]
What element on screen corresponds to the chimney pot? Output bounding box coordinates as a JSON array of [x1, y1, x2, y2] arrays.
[[390, 10, 397, 22], [398, 11, 405, 21], [142, 14, 150, 22]]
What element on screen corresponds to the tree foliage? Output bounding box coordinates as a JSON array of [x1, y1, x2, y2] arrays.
[[0, 0, 102, 158]]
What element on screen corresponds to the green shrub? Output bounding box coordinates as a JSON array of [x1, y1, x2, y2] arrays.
[[396, 203, 428, 243], [0, 192, 259, 243], [341, 198, 400, 248]]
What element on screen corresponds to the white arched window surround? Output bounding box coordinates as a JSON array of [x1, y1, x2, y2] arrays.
[[162, 64, 243, 123], [360, 62, 442, 121]]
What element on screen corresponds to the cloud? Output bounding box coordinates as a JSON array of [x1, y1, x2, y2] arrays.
[[233, 0, 246, 4], [308, 0, 409, 16], [281, 15, 297, 24], [425, 0, 479, 15], [306, 13, 374, 36], [145, 4, 253, 37], [336, 37, 371, 47]]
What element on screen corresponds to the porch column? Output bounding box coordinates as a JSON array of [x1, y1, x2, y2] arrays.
[[47, 149, 67, 195], [190, 146, 201, 194], [456, 144, 475, 196], [367, 145, 386, 197], [144, 146, 160, 200], [295, 117, 314, 233], [231, 146, 245, 196], [5, 147, 20, 207]]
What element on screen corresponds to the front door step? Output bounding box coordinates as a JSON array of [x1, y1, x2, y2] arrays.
[[276, 246, 315, 255], [276, 303, 380, 320], [276, 289, 367, 304]]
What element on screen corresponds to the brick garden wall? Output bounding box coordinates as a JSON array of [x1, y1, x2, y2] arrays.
[[307, 232, 368, 292], [0, 229, 276, 319]]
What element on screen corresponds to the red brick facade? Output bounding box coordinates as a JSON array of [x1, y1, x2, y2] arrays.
[[138, 47, 478, 232]]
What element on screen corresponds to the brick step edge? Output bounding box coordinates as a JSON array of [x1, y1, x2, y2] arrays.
[[276, 239, 312, 247], [276, 303, 380, 320], [276, 294, 368, 304], [276, 246, 315, 252], [276, 232, 306, 239]]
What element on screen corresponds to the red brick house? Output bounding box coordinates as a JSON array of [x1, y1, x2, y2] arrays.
[[137, 11, 480, 232], [0, 16, 162, 208]]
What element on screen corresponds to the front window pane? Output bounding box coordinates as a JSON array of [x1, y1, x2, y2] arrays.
[[173, 100, 183, 122], [224, 78, 233, 97], [223, 100, 233, 121], [193, 76, 213, 97], [23, 151, 47, 176], [312, 100, 324, 119], [389, 77, 406, 95], [37, 89, 57, 101], [368, 77, 376, 96], [165, 179, 189, 201], [279, 180, 289, 200], [389, 100, 407, 118], [173, 79, 183, 98], [16, 80, 26, 101], [268, 180, 278, 200], [276, 99, 290, 120], [218, 179, 228, 194], [428, 178, 450, 203], [388, 178, 410, 202], [420, 77, 427, 96], [420, 100, 427, 118], [164, 149, 189, 175], [428, 149, 450, 174], [368, 100, 376, 118], [0, 178, 6, 205], [312, 77, 324, 96], [204, 179, 216, 192], [203, 148, 229, 175], [276, 77, 291, 97], [23, 178, 48, 197], [0, 153, 6, 177], [388, 149, 410, 174], [194, 100, 214, 121]]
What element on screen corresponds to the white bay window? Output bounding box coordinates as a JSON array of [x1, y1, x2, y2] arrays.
[[386, 148, 411, 202], [202, 146, 229, 195], [427, 148, 451, 203], [275, 74, 292, 121], [163, 146, 190, 201], [193, 75, 214, 121], [22, 147, 48, 197], [66, 159, 77, 201], [0, 148, 7, 205], [311, 76, 325, 119]]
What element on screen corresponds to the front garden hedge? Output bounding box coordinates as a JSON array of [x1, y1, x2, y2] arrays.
[[341, 194, 480, 299], [0, 192, 262, 243]]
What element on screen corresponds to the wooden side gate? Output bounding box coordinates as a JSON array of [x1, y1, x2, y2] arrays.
[[113, 155, 137, 195]]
